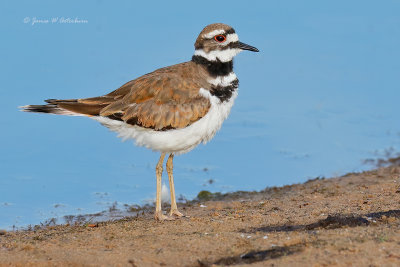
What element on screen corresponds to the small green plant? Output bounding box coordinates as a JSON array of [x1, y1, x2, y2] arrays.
[[197, 190, 213, 200]]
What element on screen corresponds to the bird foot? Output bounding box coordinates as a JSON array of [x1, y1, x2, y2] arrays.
[[169, 209, 184, 218], [154, 211, 174, 221]]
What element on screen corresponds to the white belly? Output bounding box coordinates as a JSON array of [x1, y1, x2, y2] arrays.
[[94, 89, 237, 154]]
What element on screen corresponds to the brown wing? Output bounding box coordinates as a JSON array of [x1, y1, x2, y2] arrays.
[[30, 61, 211, 131]]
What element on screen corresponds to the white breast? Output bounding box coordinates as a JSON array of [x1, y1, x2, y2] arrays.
[[94, 88, 237, 155]]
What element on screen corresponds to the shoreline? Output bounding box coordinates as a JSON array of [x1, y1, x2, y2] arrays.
[[1, 163, 400, 266], [5, 154, 399, 232]]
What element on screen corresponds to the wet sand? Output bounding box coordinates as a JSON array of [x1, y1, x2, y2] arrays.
[[1, 163, 400, 266]]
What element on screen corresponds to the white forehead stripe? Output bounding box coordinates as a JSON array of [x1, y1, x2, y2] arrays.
[[194, 48, 241, 62], [226, 33, 239, 43], [203, 29, 225, 39], [208, 72, 237, 86]]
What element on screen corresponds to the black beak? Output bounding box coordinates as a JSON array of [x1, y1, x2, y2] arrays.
[[235, 41, 259, 52]]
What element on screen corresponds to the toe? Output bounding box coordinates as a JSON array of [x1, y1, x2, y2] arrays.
[[170, 209, 184, 217], [154, 212, 173, 221]]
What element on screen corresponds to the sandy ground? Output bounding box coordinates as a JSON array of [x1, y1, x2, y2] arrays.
[[1, 163, 400, 266]]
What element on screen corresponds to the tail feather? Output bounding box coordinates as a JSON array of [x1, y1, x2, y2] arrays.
[[45, 99, 79, 104], [19, 103, 84, 116], [20, 98, 109, 117]]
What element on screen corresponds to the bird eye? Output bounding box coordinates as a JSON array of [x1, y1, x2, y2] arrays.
[[214, 35, 226, 43]]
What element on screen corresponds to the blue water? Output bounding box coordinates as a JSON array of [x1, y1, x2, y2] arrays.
[[1, 1, 400, 229]]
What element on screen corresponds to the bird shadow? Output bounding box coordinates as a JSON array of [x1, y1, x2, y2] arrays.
[[198, 243, 304, 266], [246, 209, 400, 233], [197, 210, 400, 266]]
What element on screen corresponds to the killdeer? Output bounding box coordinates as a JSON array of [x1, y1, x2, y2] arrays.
[[20, 23, 259, 221]]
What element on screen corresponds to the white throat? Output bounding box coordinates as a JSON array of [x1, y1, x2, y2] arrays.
[[194, 48, 241, 62]]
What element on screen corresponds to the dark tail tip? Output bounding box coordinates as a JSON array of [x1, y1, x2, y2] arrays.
[[19, 104, 65, 115], [20, 104, 52, 113]]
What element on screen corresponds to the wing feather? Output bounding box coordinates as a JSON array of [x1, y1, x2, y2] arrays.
[[23, 61, 211, 130]]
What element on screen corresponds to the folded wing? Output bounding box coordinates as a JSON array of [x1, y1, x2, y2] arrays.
[[21, 62, 211, 131]]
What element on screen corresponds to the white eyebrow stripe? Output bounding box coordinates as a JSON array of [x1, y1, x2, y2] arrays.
[[203, 32, 238, 44], [203, 29, 225, 39]]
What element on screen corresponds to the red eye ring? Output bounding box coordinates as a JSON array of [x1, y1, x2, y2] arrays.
[[214, 35, 226, 43]]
